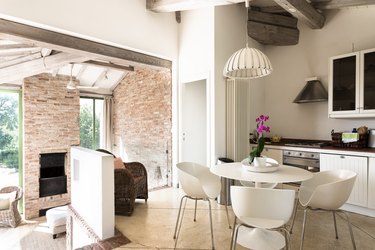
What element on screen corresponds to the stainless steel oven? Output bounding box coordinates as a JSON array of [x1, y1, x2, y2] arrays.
[[283, 150, 320, 172]]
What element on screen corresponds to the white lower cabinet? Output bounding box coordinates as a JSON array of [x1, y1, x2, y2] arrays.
[[320, 153, 368, 207], [262, 148, 283, 164], [368, 158, 375, 209]]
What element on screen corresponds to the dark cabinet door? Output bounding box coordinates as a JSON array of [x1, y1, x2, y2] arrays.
[[332, 55, 357, 111], [363, 51, 375, 110]]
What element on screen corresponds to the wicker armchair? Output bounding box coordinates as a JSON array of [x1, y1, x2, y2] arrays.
[[0, 186, 23, 228], [96, 149, 148, 216]]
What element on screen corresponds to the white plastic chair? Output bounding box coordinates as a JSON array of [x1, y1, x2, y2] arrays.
[[289, 169, 357, 250], [230, 186, 295, 250], [173, 162, 230, 250]]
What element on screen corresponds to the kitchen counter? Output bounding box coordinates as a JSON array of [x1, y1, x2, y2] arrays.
[[251, 140, 375, 157]]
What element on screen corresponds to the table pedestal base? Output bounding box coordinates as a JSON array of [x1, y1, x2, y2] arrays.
[[236, 227, 285, 250]]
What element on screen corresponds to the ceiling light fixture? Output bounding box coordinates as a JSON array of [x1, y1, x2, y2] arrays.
[[66, 63, 76, 90], [223, 0, 273, 79]]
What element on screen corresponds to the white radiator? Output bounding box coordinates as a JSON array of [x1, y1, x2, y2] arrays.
[[226, 79, 250, 162]]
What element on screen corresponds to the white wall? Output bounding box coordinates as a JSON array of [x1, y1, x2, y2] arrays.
[[178, 7, 215, 168], [0, 0, 178, 60], [264, 6, 375, 140], [70, 146, 114, 247], [214, 4, 266, 161]]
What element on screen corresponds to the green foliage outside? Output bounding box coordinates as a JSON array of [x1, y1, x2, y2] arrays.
[[79, 100, 101, 149], [0, 93, 19, 170]]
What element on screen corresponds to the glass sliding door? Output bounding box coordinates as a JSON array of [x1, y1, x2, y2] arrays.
[[79, 97, 103, 149], [0, 90, 22, 188]]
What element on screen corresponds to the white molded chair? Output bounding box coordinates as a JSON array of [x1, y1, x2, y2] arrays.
[[290, 169, 357, 250], [173, 162, 231, 250], [230, 186, 295, 250]]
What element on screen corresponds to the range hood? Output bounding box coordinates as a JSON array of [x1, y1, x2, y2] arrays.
[[293, 77, 328, 103]]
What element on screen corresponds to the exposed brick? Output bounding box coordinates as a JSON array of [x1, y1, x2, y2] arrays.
[[23, 73, 80, 219], [113, 68, 172, 189]]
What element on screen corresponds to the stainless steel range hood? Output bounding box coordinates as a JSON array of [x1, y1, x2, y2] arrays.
[[293, 77, 328, 103]]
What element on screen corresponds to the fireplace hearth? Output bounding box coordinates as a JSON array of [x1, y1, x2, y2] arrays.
[[39, 152, 67, 197]]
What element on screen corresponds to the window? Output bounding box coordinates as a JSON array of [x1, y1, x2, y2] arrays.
[[79, 97, 103, 149], [0, 90, 22, 188]]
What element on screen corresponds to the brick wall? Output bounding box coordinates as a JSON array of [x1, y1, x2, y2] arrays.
[[23, 73, 80, 219], [113, 68, 172, 189]]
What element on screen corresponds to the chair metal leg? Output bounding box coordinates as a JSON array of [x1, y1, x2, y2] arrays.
[[333, 210, 339, 239], [207, 199, 215, 250], [281, 227, 291, 250], [289, 197, 298, 234], [230, 216, 237, 250], [232, 224, 241, 250], [173, 195, 187, 239], [300, 208, 308, 250], [343, 211, 357, 250], [224, 203, 232, 229], [194, 199, 198, 222], [174, 197, 187, 249]]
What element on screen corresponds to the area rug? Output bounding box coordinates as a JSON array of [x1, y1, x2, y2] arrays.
[[19, 229, 66, 250]]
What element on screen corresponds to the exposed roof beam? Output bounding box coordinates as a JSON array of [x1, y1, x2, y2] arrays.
[[0, 45, 41, 56], [0, 52, 87, 84], [274, 0, 325, 29], [146, 0, 235, 12], [0, 52, 42, 68], [0, 18, 172, 69], [110, 72, 128, 92], [83, 60, 134, 72], [312, 0, 375, 9], [91, 69, 107, 87]]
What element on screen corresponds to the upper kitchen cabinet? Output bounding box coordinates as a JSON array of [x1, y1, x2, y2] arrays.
[[329, 49, 375, 118]]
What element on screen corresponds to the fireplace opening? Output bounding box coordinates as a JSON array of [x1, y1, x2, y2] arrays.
[[39, 152, 67, 197]]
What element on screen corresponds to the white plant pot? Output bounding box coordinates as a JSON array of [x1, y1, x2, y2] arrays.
[[253, 157, 267, 167]]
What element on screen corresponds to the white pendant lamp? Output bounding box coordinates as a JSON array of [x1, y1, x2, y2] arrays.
[[223, 0, 272, 79]]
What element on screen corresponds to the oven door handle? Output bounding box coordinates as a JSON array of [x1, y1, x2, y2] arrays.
[[283, 157, 319, 169]]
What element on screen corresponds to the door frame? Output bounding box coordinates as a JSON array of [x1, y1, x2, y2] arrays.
[[175, 71, 214, 186]]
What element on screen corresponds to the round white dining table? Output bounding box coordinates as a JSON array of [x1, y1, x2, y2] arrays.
[[211, 162, 313, 187], [211, 161, 313, 249]]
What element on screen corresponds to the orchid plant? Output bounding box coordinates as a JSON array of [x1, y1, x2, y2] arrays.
[[249, 115, 270, 163]]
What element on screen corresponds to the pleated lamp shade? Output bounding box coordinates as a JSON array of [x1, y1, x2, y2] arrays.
[[223, 47, 273, 79]]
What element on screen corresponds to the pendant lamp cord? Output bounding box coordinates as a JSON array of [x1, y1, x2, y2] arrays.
[[245, 0, 249, 48]]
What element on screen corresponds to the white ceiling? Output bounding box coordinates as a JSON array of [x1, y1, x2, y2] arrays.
[[0, 39, 132, 94]]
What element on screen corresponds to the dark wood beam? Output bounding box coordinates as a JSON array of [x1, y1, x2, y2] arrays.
[[274, 0, 325, 29], [248, 9, 298, 28], [0, 18, 172, 69], [83, 60, 134, 72], [248, 21, 299, 46], [312, 0, 375, 9]]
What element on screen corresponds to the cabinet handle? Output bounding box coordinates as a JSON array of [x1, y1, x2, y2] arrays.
[[340, 155, 345, 159]]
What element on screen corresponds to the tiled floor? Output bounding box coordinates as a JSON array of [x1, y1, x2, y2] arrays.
[[115, 187, 375, 250], [2, 187, 375, 249]]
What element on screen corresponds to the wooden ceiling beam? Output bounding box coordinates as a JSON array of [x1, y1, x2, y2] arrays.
[[82, 60, 134, 72], [0, 52, 87, 84], [0, 52, 42, 68], [274, 0, 325, 29], [0, 18, 172, 69], [312, 0, 375, 10]]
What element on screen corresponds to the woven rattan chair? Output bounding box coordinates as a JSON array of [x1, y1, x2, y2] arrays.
[[0, 186, 23, 228], [96, 149, 148, 216]]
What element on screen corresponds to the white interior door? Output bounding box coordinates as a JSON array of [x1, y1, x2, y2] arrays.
[[180, 79, 207, 165]]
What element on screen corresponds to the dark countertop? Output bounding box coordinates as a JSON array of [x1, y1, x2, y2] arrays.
[[251, 138, 375, 155]]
